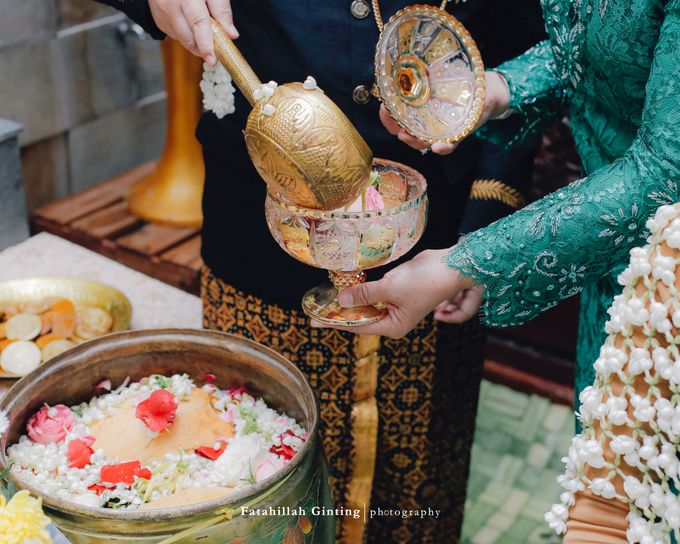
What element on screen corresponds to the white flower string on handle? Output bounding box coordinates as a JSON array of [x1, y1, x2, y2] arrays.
[[200, 67, 324, 120], [200, 62, 236, 119], [547, 203, 680, 543]]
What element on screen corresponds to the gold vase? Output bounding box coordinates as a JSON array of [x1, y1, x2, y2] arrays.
[[127, 39, 205, 227]]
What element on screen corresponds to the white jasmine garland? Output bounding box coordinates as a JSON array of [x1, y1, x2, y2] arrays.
[[0, 410, 8, 436], [664, 217, 680, 248], [544, 503, 568, 534], [200, 63, 236, 119], [611, 435, 638, 456], [591, 477, 617, 499], [547, 204, 680, 543]]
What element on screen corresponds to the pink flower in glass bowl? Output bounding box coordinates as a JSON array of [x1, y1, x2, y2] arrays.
[[27, 404, 76, 444], [346, 185, 385, 212]]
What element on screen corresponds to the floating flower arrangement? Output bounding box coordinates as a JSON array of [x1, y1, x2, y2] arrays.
[[7, 374, 307, 510]]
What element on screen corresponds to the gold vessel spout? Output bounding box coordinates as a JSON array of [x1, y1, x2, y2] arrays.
[[211, 22, 373, 210]]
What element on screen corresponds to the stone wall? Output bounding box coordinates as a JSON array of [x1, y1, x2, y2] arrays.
[[0, 0, 166, 210], [0, 119, 29, 250]]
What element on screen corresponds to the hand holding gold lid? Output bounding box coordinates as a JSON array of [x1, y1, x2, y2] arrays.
[[374, 4, 485, 144]]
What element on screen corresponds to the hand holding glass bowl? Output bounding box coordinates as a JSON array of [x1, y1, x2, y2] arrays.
[[266, 159, 427, 327]]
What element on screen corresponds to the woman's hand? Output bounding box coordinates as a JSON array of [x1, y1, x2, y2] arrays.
[[149, 0, 238, 65], [311, 248, 478, 338], [434, 285, 484, 324], [379, 71, 511, 155]]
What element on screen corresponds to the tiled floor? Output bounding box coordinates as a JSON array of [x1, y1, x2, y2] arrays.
[[461, 381, 575, 544]]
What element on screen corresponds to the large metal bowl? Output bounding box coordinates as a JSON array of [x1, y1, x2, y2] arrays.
[[0, 329, 334, 544]]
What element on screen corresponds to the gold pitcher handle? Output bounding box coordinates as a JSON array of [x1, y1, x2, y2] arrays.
[[211, 19, 261, 106]]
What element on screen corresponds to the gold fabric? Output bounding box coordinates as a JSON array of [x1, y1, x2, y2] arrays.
[[201, 267, 483, 543], [468, 179, 526, 209]]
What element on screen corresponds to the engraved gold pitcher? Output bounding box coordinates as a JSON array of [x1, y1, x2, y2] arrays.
[[211, 23, 373, 210]]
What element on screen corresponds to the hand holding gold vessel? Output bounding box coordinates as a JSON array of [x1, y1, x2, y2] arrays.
[[210, 22, 373, 210]]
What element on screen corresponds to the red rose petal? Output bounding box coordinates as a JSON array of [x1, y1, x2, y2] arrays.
[[135, 389, 178, 433], [203, 373, 216, 383], [136, 468, 152, 480], [100, 461, 152, 486], [270, 443, 296, 461], [88, 484, 108, 495], [195, 442, 226, 460], [269, 431, 300, 461], [228, 386, 247, 396], [68, 439, 94, 469]]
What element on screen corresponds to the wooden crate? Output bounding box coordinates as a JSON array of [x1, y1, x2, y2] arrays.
[[30, 162, 203, 295]]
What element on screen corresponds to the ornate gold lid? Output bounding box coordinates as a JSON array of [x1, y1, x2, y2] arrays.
[[374, 4, 485, 144]]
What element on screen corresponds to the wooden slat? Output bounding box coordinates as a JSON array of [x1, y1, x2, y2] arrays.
[[33, 162, 156, 225], [116, 223, 198, 256], [159, 236, 203, 270], [483, 359, 574, 406], [485, 334, 575, 387], [70, 201, 143, 239], [30, 161, 203, 294]]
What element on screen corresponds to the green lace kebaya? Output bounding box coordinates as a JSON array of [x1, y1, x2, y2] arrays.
[[448, 0, 680, 413]]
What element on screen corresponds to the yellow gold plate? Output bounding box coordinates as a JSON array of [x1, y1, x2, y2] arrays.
[[0, 277, 132, 379]]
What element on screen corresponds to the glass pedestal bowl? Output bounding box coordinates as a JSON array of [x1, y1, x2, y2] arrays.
[[265, 158, 427, 327]]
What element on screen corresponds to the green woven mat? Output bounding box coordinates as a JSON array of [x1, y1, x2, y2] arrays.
[[461, 381, 573, 544]]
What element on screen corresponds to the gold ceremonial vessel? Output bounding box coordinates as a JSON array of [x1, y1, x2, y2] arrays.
[[374, 4, 485, 144], [266, 158, 427, 326], [0, 329, 334, 543], [211, 23, 373, 210]]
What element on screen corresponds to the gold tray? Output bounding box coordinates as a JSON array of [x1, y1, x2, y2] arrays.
[[0, 277, 132, 379]]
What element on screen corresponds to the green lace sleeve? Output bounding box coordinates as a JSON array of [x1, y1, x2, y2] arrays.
[[448, 4, 680, 327], [475, 40, 568, 148]]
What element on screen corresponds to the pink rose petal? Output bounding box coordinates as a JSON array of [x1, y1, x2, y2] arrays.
[[27, 404, 75, 444]]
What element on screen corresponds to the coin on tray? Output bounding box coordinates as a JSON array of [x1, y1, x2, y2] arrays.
[[75, 306, 113, 339], [5, 313, 42, 341], [20, 298, 55, 315], [35, 334, 64, 349], [41, 339, 76, 362], [1, 341, 42, 376]]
